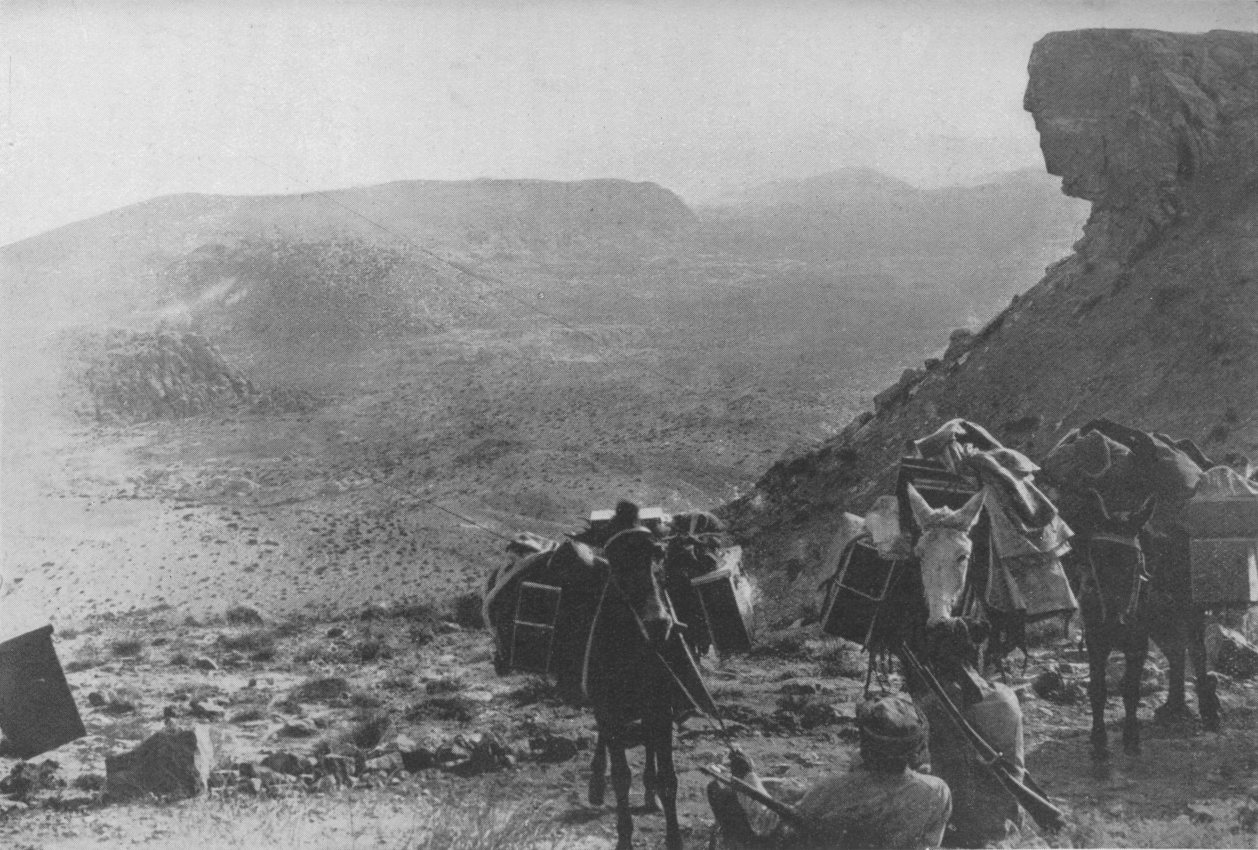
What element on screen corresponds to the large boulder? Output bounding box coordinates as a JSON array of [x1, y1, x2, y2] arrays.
[[105, 726, 214, 801]]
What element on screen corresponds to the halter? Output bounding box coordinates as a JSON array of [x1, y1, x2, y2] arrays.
[[1083, 531, 1149, 625]]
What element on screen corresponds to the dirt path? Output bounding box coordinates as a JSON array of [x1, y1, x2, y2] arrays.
[[2, 610, 1256, 849]]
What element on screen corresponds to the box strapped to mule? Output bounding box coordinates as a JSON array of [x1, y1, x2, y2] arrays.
[[690, 546, 754, 654], [1181, 467, 1258, 607], [510, 581, 564, 674], [820, 537, 909, 647]]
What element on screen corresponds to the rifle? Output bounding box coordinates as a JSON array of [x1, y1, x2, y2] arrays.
[[901, 643, 1067, 833], [700, 765, 821, 838]]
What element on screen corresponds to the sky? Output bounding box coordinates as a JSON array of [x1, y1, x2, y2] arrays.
[[1, 0, 1255, 246]]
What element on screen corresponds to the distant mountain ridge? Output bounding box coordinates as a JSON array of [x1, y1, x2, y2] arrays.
[[696, 166, 1088, 307]]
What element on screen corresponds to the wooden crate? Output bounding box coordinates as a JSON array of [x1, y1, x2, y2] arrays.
[[820, 539, 903, 647], [510, 582, 562, 674], [1189, 538, 1258, 606], [1181, 497, 1258, 538], [691, 557, 753, 654]]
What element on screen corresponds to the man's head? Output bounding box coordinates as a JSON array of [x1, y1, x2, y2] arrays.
[[857, 694, 928, 772]]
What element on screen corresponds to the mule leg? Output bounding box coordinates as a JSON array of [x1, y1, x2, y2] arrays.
[[641, 739, 659, 813], [1188, 610, 1221, 732], [1120, 638, 1148, 756], [649, 720, 683, 850], [588, 733, 607, 806], [1086, 625, 1111, 761], [608, 734, 634, 850]]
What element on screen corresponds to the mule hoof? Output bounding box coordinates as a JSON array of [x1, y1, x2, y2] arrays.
[[1090, 744, 1110, 763], [641, 795, 659, 814], [665, 834, 684, 850], [1203, 714, 1221, 733], [1123, 740, 1141, 757]]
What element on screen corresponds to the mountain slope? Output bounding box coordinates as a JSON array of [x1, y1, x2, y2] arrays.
[[722, 28, 1258, 625]]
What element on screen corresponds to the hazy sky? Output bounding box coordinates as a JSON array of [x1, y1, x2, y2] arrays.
[[1, 0, 1255, 245]]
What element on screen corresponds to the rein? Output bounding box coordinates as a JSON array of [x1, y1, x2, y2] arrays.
[[1083, 533, 1148, 625]]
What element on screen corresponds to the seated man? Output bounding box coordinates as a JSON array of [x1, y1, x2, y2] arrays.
[[707, 694, 952, 849]]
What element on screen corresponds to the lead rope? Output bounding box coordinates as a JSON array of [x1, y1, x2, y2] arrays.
[[602, 569, 739, 756]]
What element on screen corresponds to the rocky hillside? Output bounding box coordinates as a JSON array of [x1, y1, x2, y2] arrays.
[[56, 329, 314, 425], [724, 28, 1258, 625]]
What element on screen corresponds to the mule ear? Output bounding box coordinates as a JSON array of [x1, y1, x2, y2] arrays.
[[953, 489, 986, 531], [1131, 495, 1157, 532], [905, 483, 934, 529]]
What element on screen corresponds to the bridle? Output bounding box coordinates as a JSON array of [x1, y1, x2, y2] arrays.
[[1083, 531, 1149, 625]]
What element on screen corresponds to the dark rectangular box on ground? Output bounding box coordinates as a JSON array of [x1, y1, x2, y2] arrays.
[[691, 550, 753, 654], [821, 539, 901, 647], [0, 625, 86, 758], [1189, 538, 1258, 606]]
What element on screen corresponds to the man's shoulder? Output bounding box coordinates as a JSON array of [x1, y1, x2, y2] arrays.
[[905, 769, 951, 800]]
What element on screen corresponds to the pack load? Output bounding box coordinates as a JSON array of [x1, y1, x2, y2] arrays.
[[482, 507, 753, 699], [1043, 418, 1257, 606], [1180, 466, 1258, 606], [821, 419, 1077, 651]]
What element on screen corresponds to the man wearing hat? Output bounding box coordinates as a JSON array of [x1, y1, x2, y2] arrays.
[[707, 693, 951, 849]]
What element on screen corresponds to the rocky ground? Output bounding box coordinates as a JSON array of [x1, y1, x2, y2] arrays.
[[2, 602, 1258, 849]]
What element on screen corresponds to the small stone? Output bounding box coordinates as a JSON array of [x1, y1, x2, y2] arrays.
[[190, 699, 226, 720], [261, 752, 304, 776], [193, 656, 219, 671]]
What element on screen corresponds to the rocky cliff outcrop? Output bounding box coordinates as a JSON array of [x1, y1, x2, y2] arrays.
[[723, 29, 1258, 626], [1026, 29, 1258, 272]]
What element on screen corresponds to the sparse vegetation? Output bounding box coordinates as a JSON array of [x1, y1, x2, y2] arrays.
[[110, 636, 146, 658], [406, 695, 480, 724]]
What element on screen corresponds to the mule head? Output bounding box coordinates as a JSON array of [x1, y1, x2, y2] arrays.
[[605, 527, 673, 646], [906, 483, 985, 626], [1081, 489, 1157, 539]]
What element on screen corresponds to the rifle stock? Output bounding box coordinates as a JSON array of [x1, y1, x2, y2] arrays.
[[700, 766, 818, 836]]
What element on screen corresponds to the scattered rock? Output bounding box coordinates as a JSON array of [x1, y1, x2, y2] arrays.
[[190, 699, 227, 720], [1207, 624, 1258, 680], [276, 719, 319, 738], [105, 727, 214, 801], [529, 734, 579, 764], [364, 752, 405, 774], [0, 760, 63, 801], [1032, 669, 1084, 704], [260, 751, 305, 776]]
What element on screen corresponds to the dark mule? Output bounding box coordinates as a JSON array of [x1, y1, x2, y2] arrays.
[[585, 526, 684, 850], [1043, 420, 1222, 734], [1070, 491, 1158, 759]]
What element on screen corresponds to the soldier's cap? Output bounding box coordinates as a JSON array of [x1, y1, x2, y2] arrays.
[[856, 694, 927, 748]]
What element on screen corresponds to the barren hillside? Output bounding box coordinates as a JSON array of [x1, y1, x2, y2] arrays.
[[724, 28, 1258, 625]]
